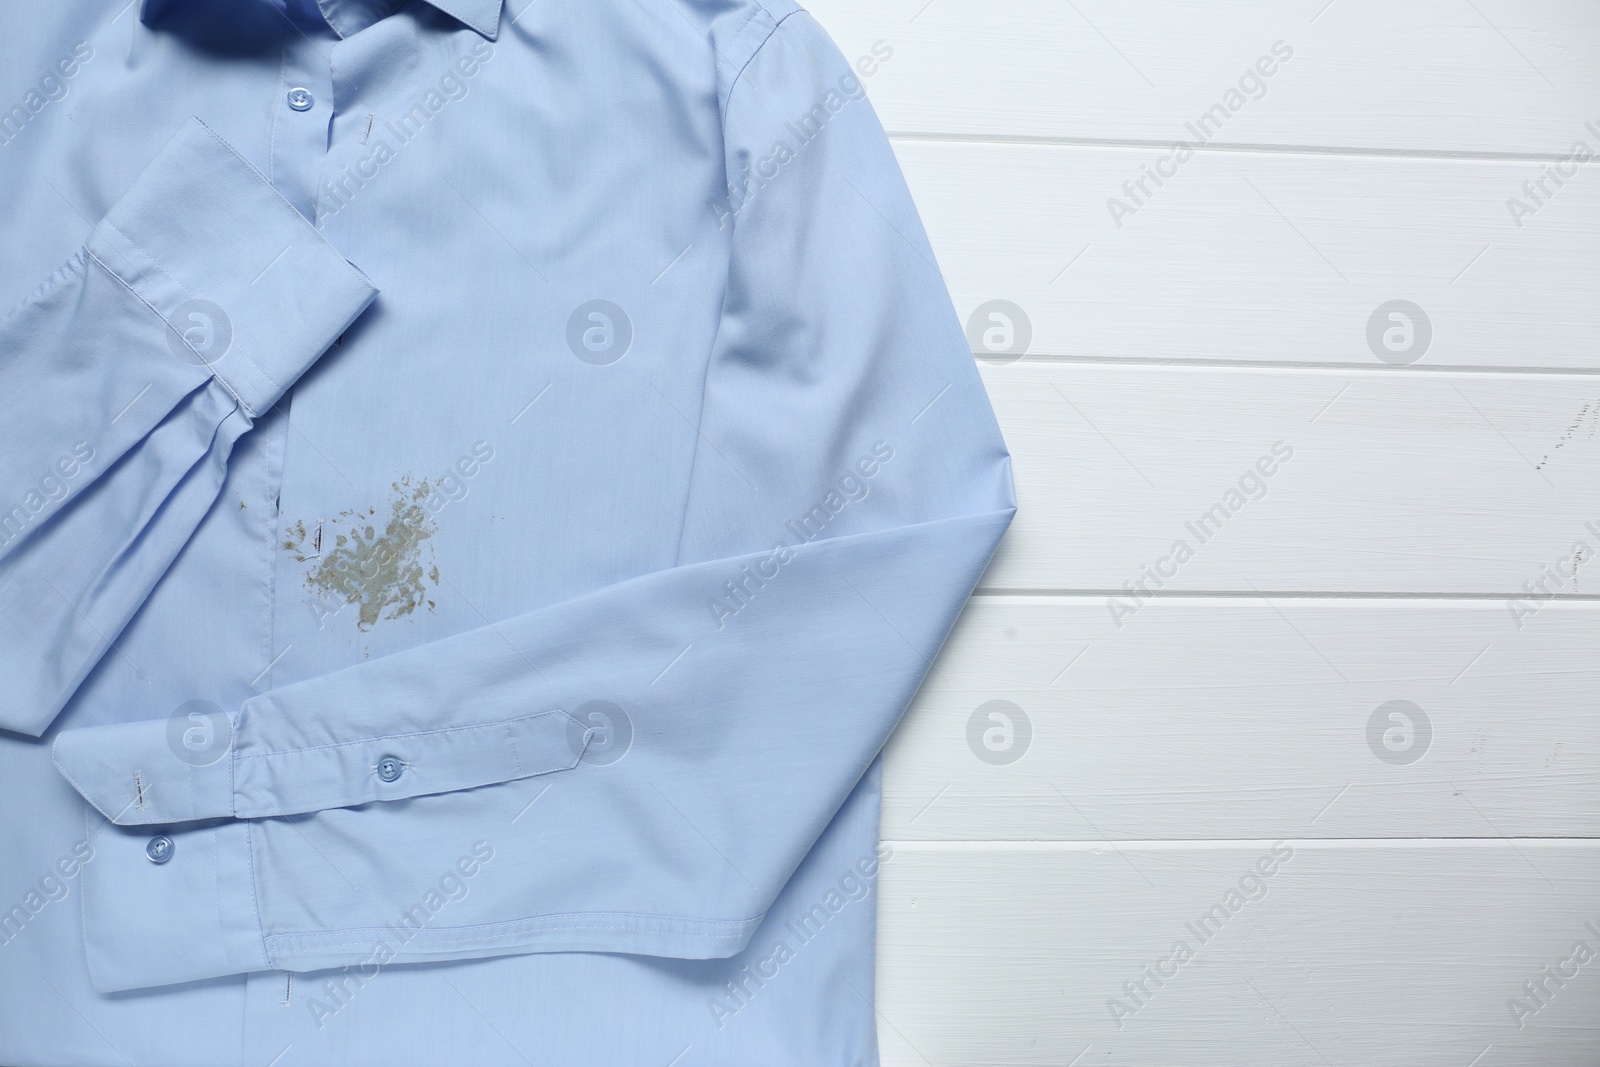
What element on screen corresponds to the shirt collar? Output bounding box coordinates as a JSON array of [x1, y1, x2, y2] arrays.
[[139, 0, 504, 40]]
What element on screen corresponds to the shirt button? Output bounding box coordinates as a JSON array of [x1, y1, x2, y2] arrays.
[[286, 87, 315, 112], [376, 756, 405, 783], [146, 835, 175, 864]]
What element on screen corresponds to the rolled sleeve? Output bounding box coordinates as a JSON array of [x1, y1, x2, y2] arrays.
[[0, 117, 377, 737], [84, 117, 377, 418]]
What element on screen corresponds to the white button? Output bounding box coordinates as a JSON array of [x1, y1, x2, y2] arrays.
[[287, 87, 315, 112]]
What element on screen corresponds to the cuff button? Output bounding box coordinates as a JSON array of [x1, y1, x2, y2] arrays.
[[376, 756, 405, 783]]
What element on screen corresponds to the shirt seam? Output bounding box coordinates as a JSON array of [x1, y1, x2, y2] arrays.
[[675, 4, 805, 567], [252, 408, 282, 972], [245, 819, 272, 969], [263, 909, 765, 951], [75, 803, 103, 991], [722, 3, 807, 110], [0, 246, 89, 335], [232, 708, 578, 760], [81, 242, 255, 417], [506, 721, 524, 776], [268, 47, 286, 190], [208, 785, 227, 975], [716, 4, 765, 72]]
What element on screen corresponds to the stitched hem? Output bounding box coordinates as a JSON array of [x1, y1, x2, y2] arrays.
[[264, 908, 766, 964], [231, 708, 582, 760]]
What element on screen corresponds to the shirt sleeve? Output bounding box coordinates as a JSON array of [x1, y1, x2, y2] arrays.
[[49, 11, 1016, 994], [0, 117, 377, 737]]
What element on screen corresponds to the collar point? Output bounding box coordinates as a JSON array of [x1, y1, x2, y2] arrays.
[[434, 0, 505, 40]]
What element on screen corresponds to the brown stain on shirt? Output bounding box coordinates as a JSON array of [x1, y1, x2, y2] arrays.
[[281, 478, 438, 631]]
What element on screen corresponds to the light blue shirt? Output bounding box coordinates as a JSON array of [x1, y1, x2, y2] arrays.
[[0, 0, 1014, 1063]]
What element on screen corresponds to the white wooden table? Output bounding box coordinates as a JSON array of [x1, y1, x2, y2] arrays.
[[804, 2, 1600, 1063]]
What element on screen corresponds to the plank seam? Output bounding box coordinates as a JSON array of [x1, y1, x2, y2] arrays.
[[887, 130, 1578, 164], [973, 355, 1600, 377], [973, 590, 1600, 601]]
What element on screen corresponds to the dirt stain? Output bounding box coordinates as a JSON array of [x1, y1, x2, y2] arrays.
[[281, 477, 439, 630]]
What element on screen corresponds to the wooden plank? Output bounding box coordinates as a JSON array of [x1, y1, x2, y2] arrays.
[[875, 841, 1600, 1066], [894, 142, 1600, 369], [885, 598, 1600, 840], [976, 362, 1600, 593], [810, 0, 1600, 155]]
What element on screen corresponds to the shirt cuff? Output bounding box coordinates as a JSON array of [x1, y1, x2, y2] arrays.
[[62, 709, 590, 992], [77, 814, 270, 992], [53, 709, 590, 825], [86, 116, 377, 418]]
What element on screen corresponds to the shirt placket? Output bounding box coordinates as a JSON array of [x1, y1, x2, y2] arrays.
[[270, 31, 336, 221], [242, 27, 343, 1047]]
